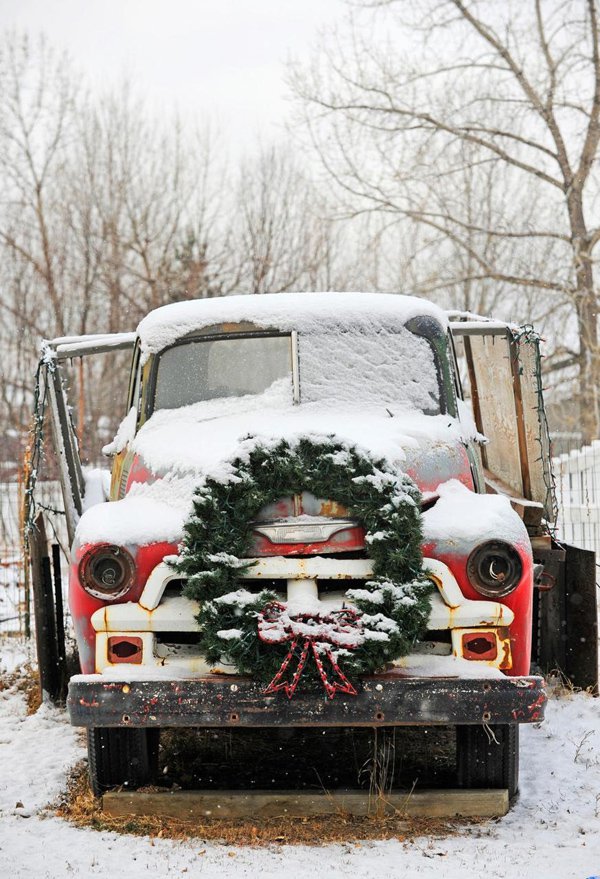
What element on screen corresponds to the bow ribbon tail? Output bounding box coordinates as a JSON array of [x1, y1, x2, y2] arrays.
[[263, 638, 311, 699], [311, 644, 358, 699]]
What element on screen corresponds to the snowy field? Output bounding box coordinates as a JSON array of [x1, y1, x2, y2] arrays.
[[0, 639, 599, 879]]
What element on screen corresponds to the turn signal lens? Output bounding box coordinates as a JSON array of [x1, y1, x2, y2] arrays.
[[108, 636, 143, 664], [466, 541, 522, 598], [79, 544, 135, 600], [462, 632, 498, 661]]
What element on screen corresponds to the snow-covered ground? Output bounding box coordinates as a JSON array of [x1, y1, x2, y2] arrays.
[[0, 639, 598, 878]]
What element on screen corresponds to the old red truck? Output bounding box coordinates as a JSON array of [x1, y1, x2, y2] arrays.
[[28, 292, 597, 801]]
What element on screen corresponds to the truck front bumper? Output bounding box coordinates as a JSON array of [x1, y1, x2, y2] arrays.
[[68, 672, 546, 728]]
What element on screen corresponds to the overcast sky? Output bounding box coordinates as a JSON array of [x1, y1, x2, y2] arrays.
[[0, 0, 346, 144]]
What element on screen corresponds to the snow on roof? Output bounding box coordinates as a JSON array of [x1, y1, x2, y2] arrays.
[[136, 291, 447, 361]]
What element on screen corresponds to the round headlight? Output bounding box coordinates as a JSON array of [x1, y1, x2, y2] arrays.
[[79, 545, 135, 600], [466, 541, 523, 598]]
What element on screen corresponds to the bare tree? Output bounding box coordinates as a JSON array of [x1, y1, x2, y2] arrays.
[[0, 34, 78, 449], [292, 0, 600, 440], [231, 145, 340, 294], [0, 33, 236, 461], [0, 29, 414, 483]]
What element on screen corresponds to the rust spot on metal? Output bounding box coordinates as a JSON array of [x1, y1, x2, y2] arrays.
[[318, 499, 348, 518], [497, 626, 513, 670], [447, 607, 458, 627]]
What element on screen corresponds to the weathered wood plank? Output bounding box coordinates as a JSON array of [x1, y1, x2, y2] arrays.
[[103, 788, 509, 820]]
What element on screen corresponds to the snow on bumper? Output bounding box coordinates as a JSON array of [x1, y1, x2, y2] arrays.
[[67, 672, 546, 728]]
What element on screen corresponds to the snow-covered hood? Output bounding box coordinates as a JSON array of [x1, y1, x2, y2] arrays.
[[130, 401, 472, 487], [76, 402, 476, 548]]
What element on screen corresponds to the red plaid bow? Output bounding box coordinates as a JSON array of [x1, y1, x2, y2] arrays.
[[257, 601, 362, 699]]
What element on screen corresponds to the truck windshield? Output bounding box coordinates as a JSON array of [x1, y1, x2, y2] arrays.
[[298, 327, 442, 415], [153, 334, 293, 411]]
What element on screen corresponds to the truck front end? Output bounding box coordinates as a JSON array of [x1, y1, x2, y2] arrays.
[[65, 292, 546, 796]]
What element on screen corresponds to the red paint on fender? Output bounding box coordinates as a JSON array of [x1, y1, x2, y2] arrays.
[[70, 541, 178, 673], [125, 454, 154, 493], [422, 540, 534, 676]]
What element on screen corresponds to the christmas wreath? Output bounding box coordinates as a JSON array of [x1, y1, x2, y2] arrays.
[[174, 436, 432, 697]]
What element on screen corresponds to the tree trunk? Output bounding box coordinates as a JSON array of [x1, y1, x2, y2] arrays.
[[568, 196, 598, 444], [576, 293, 599, 444]]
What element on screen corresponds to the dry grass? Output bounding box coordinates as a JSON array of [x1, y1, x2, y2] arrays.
[[0, 662, 42, 714], [55, 762, 472, 847], [545, 667, 599, 699]]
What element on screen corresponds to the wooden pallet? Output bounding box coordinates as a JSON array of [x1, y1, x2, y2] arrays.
[[103, 788, 509, 821]]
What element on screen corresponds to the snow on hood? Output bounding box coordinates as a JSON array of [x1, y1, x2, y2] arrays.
[[136, 291, 447, 363], [422, 479, 530, 549], [75, 403, 473, 548], [130, 399, 465, 481]]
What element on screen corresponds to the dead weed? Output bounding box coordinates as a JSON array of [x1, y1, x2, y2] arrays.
[[0, 662, 42, 714], [56, 761, 470, 847]]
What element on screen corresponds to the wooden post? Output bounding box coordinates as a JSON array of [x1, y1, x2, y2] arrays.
[[563, 543, 598, 691], [30, 513, 61, 703], [20, 445, 32, 639], [52, 543, 68, 701]]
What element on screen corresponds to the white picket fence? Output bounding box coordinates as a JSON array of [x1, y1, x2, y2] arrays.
[[553, 440, 600, 560]]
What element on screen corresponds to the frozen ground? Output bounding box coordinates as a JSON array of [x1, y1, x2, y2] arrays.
[[0, 637, 599, 879]]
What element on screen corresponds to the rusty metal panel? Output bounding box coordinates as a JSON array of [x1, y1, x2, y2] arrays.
[[468, 333, 523, 495], [563, 543, 598, 691], [68, 674, 547, 728], [533, 541, 598, 691]]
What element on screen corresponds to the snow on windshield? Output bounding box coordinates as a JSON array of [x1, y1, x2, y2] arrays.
[[151, 325, 440, 417], [299, 327, 440, 414]]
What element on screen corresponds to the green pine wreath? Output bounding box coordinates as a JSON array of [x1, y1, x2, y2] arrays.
[[174, 436, 433, 685]]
